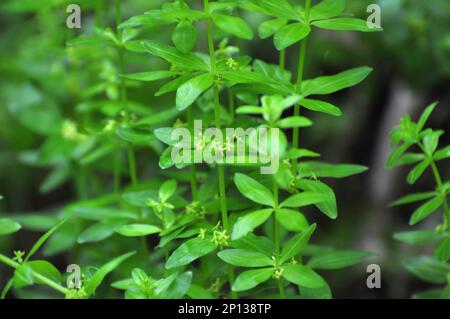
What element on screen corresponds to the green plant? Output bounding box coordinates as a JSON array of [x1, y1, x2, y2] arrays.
[[387, 103, 450, 298], [0, 0, 381, 299]]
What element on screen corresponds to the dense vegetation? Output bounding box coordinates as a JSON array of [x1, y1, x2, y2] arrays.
[[0, 0, 449, 299]]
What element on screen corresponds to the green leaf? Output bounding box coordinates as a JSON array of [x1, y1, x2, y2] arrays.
[[300, 282, 332, 299], [283, 264, 325, 288], [187, 284, 214, 299], [221, 70, 269, 84], [409, 196, 444, 225], [13, 263, 33, 288], [258, 18, 287, 39], [176, 73, 214, 111], [274, 22, 311, 50], [312, 18, 382, 32], [299, 98, 342, 117], [172, 20, 198, 53], [77, 220, 125, 244], [123, 71, 178, 82], [308, 250, 372, 269], [407, 159, 430, 185], [234, 173, 274, 207], [84, 251, 136, 297], [296, 179, 338, 219], [280, 224, 316, 264], [166, 237, 216, 269], [116, 224, 162, 237], [298, 161, 368, 179], [434, 237, 450, 262], [158, 271, 193, 299], [302, 67, 372, 97], [231, 234, 275, 257], [416, 102, 438, 132], [394, 230, 444, 245], [212, 14, 254, 40], [403, 256, 450, 284], [155, 74, 191, 97], [386, 142, 413, 169], [244, 0, 298, 20], [423, 131, 441, 156], [0, 218, 21, 236], [280, 192, 328, 208], [142, 40, 209, 71], [276, 116, 313, 128], [116, 127, 154, 145], [29, 260, 62, 285], [160, 179, 177, 202], [231, 209, 273, 240], [309, 0, 346, 21], [434, 145, 450, 161], [232, 268, 273, 292], [11, 214, 58, 232], [389, 153, 425, 168], [25, 219, 67, 262], [218, 249, 273, 267], [276, 209, 309, 232]]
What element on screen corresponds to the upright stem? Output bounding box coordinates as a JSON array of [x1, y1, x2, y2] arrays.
[[272, 181, 285, 298], [419, 142, 450, 228], [228, 88, 235, 123], [187, 105, 199, 201], [116, 0, 138, 187], [279, 49, 286, 71], [204, 0, 236, 298], [292, 0, 312, 175]]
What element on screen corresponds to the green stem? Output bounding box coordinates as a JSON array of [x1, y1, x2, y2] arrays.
[[279, 49, 286, 71], [187, 105, 199, 201], [114, 150, 121, 193], [419, 142, 450, 228], [292, 0, 312, 176], [204, 0, 237, 299], [116, 0, 138, 187], [272, 181, 286, 298], [127, 144, 138, 186], [228, 88, 235, 123], [0, 254, 68, 296]]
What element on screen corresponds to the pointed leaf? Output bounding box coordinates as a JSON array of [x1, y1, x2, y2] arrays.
[[234, 173, 274, 207], [166, 237, 216, 269], [231, 209, 273, 240], [218, 249, 273, 267], [176, 73, 214, 111], [232, 268, 273, 292]]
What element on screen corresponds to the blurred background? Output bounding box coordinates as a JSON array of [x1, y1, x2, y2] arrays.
[[0, 0, 449, 298]]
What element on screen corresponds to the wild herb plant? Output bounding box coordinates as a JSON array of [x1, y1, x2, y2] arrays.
[[387, 103, 450, 298], [0, 0, 381, 299]]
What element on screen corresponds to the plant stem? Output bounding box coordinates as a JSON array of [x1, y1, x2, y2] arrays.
[[292, 0, 312, 175], [127, 144, 138, 186], [228, 88, 235, 123], [279, 49, 286, 71], [187, 105, 199, 201], [116, 0, 138, 187], [419, 142, 450, 228], [204, 0, 237, 299], [0, 254, 68, 296], [272, 181, 286, 298]]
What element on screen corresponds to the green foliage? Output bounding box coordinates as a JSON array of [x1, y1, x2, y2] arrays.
[[388, 103, 450, 297], [0, 0, 378, 299]]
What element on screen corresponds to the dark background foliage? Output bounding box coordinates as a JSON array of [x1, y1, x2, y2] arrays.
[[0, 0, 449, 298]]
